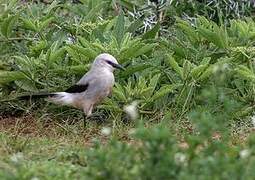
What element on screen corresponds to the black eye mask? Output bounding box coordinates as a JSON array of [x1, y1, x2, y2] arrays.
[[106, 60, 125, 70]]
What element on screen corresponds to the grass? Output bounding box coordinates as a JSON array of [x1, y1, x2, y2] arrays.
[[0, 113, 253, 179], [0, 135, 84, 179], [0, 114, 109, 179]]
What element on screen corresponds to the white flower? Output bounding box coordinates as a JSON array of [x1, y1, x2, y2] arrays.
[[222, 63, 229, 69], [212, 63, 229, 73], [240, 149, 250, 159], [65, 35, 75, 44], [251, 115, 255, 127], [124, 101, 139, 120], [101, 127, 111, 136], [10, 152, 23, 163], [174, 152, 187, 165], [212, 65, 220, 73], [31, 177, 40, 180]]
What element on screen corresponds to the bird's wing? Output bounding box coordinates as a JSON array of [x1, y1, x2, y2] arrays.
[[77, 70, 94, 85], [64, 84, 89, 93], [64, 70, 96, 93]]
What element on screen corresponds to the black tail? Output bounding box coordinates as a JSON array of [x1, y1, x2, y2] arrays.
[[18, 93, 56, 100]]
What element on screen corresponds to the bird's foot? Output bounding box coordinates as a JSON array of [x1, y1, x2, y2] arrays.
[[87, 112, 107, 124]]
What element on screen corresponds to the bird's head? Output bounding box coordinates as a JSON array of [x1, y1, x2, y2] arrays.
[[92, 53, 125, 72]]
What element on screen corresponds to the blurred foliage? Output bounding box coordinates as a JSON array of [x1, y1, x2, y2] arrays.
[[1, 121, 255, 179]]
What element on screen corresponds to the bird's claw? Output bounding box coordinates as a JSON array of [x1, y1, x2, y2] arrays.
[[87, 113, 107, 124]]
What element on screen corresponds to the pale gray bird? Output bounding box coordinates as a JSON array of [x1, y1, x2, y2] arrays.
[[19, 53, 124, 119]]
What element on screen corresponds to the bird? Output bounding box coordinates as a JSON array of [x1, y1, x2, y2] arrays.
[[19, 53, 125, 123]]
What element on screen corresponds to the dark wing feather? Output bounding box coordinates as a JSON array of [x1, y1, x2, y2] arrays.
[[64, 84, 89, 93]]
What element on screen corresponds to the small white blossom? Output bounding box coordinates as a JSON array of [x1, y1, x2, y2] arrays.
[[213, 63, 229, 73], [212, 65, 220, 73], [65, 35, 75, 44], [174, 152, 187, 165], [251, 115, 255, 127], [31, 177, 40, 180], [10, 152, 23, 163], [101, 127, 111, 136], [240, 149, 250, 159], [124, 101, 139, 120], [222, 63, 229, 69]]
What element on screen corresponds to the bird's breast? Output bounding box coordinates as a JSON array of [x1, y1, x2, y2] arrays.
[[100, 73, 114, 94], [83, 71, 114, 104]]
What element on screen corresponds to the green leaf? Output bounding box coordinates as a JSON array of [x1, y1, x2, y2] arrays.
[[234, 106, 254, 118], [120, 42, 156, 63], [0, 62, 10, 70], [183, 60, 192, 79], [38, 16, 55, 31], [114, 13, 125, 47], [119, 39, 141, 61], [126, 18, 143, 34], [70, 45, 97, 60], [65, 46, 81, 63], [142, 22, 160, 40], [147, 73, 161, 97], [197, 17, 228, 49], [30, 40, 48, 55], [198, 66, 213, 81], [119, 64, 151, 78], [1, 14, 19, 38], [171, 43, 187, 58], [166, 55, 183, 79], [235, 65, 255, 81], [150, 84, 179, 101], [91, 42, 106, 52], [113, 84, 126, 101], [85, 1, 106, 21], [176, 19, 199, 44], [79, 37, 102, 54], [140, 87, 153, 97], [119, 0, 137, 11], [15, 79, 38, 92], [49, 47, 66, 63], [53, 65, 89, 75], [21, 18, 38, 32], [132, 43, 156, 58], [0, 71, 26, 85], [191, 63, 209, 79], [120, 33, 132, 49]]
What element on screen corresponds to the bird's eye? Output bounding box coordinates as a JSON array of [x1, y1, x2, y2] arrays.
[[106, 60, 114, 66]]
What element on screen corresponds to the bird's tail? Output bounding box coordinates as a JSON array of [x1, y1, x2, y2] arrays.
[[17, 93, 56, 100], [47, 92, 74, 105], [0, 92, 56, 102], [18, 92, 73, 105], [1, 92, 74, 106]]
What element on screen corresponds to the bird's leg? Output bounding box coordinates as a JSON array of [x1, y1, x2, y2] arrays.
[[83, 104, 93, 128], [83, 114, 88, 128], [89, 111, 106, 123]]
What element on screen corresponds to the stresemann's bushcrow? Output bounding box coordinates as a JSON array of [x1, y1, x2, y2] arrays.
[[19, 53, 125, 122]]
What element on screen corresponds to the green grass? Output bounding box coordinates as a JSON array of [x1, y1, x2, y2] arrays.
[[0, 114, 253, 179], [0, 133, 85, 179], [0, 115, 105, 179]]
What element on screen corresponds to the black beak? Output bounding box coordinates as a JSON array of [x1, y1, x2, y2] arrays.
[[106, 60, 125, 70], [112, 63, 125, 70]]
